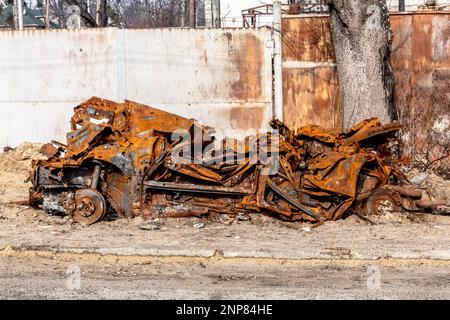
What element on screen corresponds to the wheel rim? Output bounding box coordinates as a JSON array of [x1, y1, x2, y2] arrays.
[[72, 189, 106, 225], [365, 193, 400, 217]]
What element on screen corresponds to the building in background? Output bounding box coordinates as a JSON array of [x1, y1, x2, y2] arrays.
[[221, 0, 282, 28], [387, 0, 450, 11], [0, 4, 46, 29]]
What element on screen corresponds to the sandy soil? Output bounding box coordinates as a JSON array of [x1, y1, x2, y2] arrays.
[[1, 249, 450, 300], [0, 145, 450, 299]]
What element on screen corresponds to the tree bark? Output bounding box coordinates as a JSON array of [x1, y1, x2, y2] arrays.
[[189, 0, 196, 28], [65, 0, 108, 27], [181, 0, 187, 27], [12, 0, 19, 30], [98, 0, 108, 27], [327, 0, 397, 129], [204, 0, 212, 28]]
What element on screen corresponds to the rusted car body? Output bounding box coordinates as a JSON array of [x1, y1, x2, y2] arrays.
[[29, 97, 446, 225]]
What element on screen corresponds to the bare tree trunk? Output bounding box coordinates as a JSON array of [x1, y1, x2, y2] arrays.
[[213, 0, 220, 28], [327, 0, 396, 129], [189, 0, 196, 28], [45, 0, 50, 29], [181, 0, 187, 27], [98, 0, 108, 27], [13, 0, 19, 30], [204, 0, 212, 28]]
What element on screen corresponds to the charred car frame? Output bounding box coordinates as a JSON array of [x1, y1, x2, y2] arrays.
[[28, 97, 448, 225]]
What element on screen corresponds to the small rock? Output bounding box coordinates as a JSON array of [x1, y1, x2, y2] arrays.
[[410, 172, 429, 186], [38, 225, 53, 229], [301, 226, 312, 233], [193, 222, 205, 229], [236, 213, 250, 221], [435, 205, 450, 215], [138, 222, 161, 231]]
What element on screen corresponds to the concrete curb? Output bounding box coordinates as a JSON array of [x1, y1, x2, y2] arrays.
[[4, 243, 450, 261]]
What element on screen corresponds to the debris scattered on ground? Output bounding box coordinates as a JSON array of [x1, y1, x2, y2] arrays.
[[378, 200, 396, 215], [421, 173, 450, 204], [409, 172, 430, 186], [301, 226, 312, 233], [368, 211, 406, 225], [193, 222, 206, 229], [139, 223, 161, 231], [139, 221, 162, 231], [26, 97, 450, 226], [236, 213, 250, 221]]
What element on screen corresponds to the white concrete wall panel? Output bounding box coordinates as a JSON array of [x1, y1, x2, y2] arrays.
[[0, 28, 273, 147]]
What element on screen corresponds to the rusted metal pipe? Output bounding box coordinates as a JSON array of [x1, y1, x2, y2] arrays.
[[267, 180, 324, 221], [14, 0, 24, 30], [273, 1, 284, 121], [91, 165, 101, 190]]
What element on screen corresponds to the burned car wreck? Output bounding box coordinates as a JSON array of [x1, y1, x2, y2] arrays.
[[28, 97, 448, 225]]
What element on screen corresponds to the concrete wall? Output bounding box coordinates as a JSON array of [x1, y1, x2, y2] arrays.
[[0, 28, 273, 147]]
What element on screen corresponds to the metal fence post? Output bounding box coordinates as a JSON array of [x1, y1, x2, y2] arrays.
[[273, 1, 284, 121]]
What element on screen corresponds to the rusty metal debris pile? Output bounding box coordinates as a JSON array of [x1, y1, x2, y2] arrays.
[[29, 97, 449, 225]]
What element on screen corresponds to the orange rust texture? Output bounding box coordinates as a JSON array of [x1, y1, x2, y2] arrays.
[[282, 13, 450, 167], [283, 66, 339, 130], [390, 13, 450, 166], [281, 17, 339, 130], [230, 32, 264, 102], [31, 97, 407, 225], [229, 106, 265, 131], [49, 97, 200, 171], [225, 32, 267, 132], [282, 17, 335, 62]]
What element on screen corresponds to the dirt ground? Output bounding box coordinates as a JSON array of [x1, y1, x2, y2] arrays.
[[1, 249, 450, 300], [0, 144, 450, 300]]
